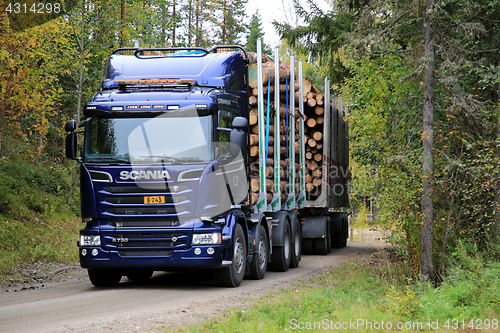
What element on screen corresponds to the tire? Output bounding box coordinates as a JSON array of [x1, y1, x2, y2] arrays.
[[215, 223, 246, 287], [314, 237, 329, 255], [88, 269, 122, 287], [326, 218, 332, 254], [315, 217, 331, 255], [126, 269, 153, 282], [269, 220, 291, 272], [248, 225, 268, 280], [302, 239, 314, 255], [332, 232, 343, 248], [331, 214, 344, 249], [342, 216, 348, 247], [290, 218, 301, 268]]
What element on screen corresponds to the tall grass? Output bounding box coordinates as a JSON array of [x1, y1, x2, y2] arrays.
[[171, 249, 500, 333], [0, 159, 80, 277]]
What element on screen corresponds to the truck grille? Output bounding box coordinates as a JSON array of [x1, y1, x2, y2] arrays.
[[98, 184, 192, 217], [106, 207, 184, 215], [109, 220, 181, 227], [102, 231, 189, 252]]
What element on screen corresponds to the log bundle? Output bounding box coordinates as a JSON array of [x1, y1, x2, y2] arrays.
[[248, 53, 325, 203]]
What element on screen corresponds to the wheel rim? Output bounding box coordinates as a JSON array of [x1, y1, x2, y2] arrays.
[[294, 230, 300, 256], [258, 235, 267, 269], [234, 237, 244, 274], [284, 228, 291, 260]]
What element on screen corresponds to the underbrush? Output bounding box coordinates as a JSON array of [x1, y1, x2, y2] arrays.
[[0, 159, 80, 278], [173, 248, 500, 333]]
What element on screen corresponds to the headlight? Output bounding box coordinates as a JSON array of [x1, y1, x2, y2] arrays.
[[80, 235, 101, 247], [192, 233, 222, 245]]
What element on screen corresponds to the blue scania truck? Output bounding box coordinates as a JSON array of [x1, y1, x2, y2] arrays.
[[65, 40, 349, 287]]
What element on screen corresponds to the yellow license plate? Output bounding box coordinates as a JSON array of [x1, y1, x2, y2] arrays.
[[144, 196, 165, 204]]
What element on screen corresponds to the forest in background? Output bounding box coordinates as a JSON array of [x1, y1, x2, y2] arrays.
[[0, 0, 499, 282], [276, 0, 500, 279], [0, 0, 276, 274]]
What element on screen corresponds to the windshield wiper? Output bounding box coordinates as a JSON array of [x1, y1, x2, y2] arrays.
[[139, 155, 187, 163]]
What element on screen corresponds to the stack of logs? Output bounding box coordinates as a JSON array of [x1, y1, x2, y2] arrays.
[[247, 52, 325, 204]]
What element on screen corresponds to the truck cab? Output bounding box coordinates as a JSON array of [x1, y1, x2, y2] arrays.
[[66, 47, 255, 287]]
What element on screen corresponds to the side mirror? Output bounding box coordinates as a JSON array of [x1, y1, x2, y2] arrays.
[[229, 117, 248, 157], [65, 120, 76, 132], [65, 132, 78, 160], [232, 117, 248, 130]]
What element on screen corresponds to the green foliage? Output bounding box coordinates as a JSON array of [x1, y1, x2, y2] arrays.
[[210, 0, 248, 45], [0, 159, 80, 276], [274, 0, 355, 84], [245, 10, 270, 54], [339, 0, 500, 277], [173, 253, 499, 333]]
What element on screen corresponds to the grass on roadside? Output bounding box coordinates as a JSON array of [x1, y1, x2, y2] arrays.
[[0, 159, 80, 280], [166, 249, 500, 333]]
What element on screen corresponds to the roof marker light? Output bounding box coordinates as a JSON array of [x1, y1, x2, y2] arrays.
[[111, 106, 124, 111], [167, 105, 180, 110]]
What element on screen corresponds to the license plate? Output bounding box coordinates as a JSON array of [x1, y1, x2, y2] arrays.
[[144, 196, 165, 204]]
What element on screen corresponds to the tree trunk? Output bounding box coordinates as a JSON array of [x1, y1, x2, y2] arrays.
[[172, 0, 176, 47], [69, 0, 86, 206], [187, 0, 192, 46], [195, 1, 200, 47], [421, 0, 435, 282], [120, 0, 126, 47]]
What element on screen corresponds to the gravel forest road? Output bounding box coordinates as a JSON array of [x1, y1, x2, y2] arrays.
[[0, 240, 385, 333]]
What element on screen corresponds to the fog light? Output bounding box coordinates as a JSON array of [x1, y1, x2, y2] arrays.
[[92, 249, 99, 256], [207, 247, 215, 255], [81, 249, 87, 256], [194, 247, 201, 255]]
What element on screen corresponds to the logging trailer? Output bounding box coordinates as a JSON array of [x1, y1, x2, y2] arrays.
[[64, 39, 349, 287]]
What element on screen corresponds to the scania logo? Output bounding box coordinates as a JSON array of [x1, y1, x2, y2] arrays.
[[119, 170, 170, 180], [112, 237, 129, 243]]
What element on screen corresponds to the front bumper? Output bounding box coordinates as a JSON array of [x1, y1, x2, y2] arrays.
[[79, 244, 228, 269]]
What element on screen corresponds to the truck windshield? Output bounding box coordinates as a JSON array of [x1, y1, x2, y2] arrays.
[[84, 114, 214, 164]]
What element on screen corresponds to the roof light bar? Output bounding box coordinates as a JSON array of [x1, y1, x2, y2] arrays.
[[114, 79, 197, 86]]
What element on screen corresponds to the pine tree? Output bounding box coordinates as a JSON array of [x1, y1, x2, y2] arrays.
[[273, 0, 355, 83], [209, 0, 248, 45], [245, 11, 270, 53]]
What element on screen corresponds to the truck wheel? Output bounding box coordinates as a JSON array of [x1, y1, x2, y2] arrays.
[[331, 214, 344, 248], [302, 239, 314, 255], [314, 237, 329, 255], [269, 220, 291, 272], [88, 269, 122, 287], [332, 232, 343, 248], [126, 269, 153, 282], [342, 216, 348, 247], [215, 223, 246, 287], [290, 217, 301, 268], [248, 225, 268, 280], [315, 217, 331, 255], [327, 218, 332, 253]]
